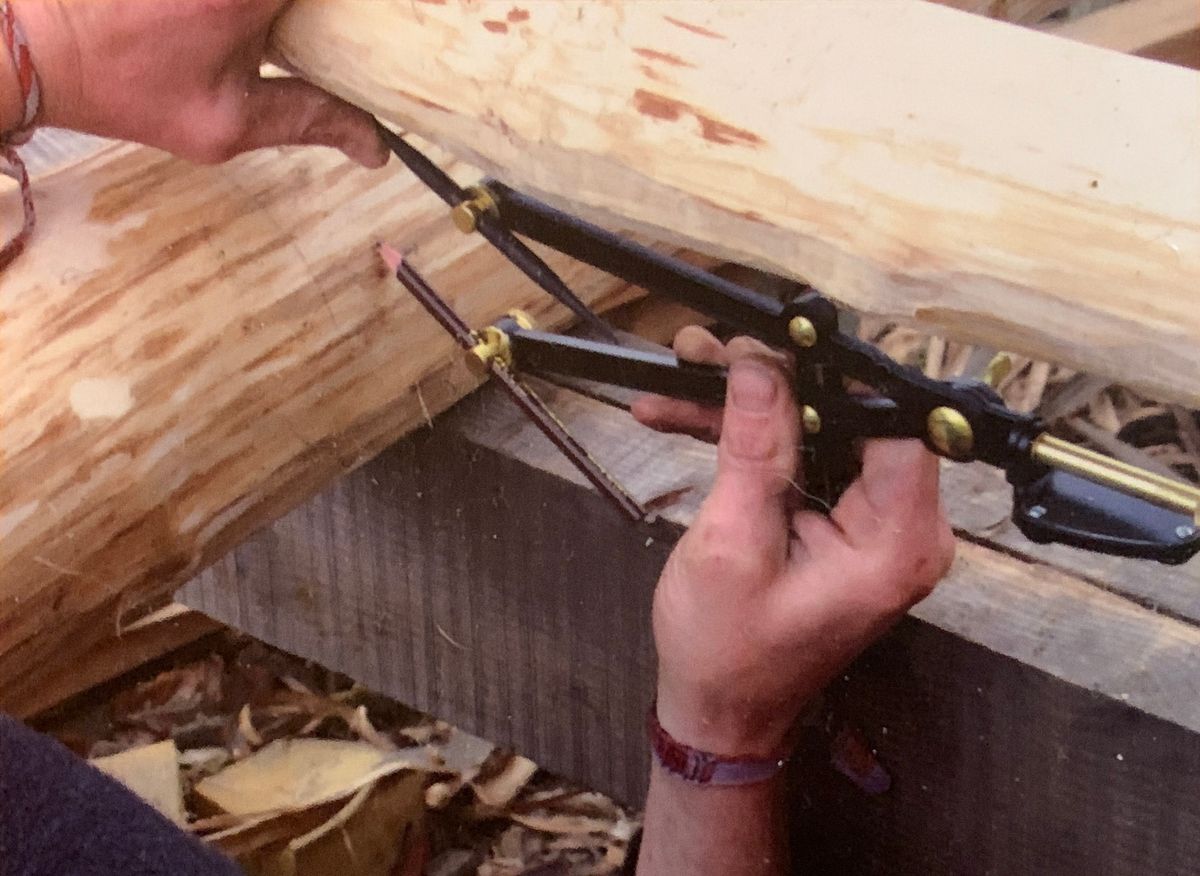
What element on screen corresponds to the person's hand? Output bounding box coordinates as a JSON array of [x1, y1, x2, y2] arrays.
[[11, 0, 386, 166], [632, 326, 956, 757]]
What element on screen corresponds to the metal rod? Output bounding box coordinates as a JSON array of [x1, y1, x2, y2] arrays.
[[381, 245, 477, 350], [489, 365, 647, 521], [376, 126, 617, 343], [1032, 434, 1200, 523], [486, 181, 789, 344], [473, 213, 620, 344], [508, 328, 728, 405], [375, 123, 465, 206]]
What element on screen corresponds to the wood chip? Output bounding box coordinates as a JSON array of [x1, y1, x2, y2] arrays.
[[195, 738, 423, 816], [91, 739, 185, 825]]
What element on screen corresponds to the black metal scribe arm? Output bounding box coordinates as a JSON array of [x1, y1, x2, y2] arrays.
[[494, 319, 1200, 565], [378, 132, 1200, 563]]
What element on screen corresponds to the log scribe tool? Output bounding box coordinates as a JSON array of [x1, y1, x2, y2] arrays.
[[376, 127, 1200, 565]]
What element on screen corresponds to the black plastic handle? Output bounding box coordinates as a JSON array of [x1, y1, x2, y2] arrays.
[[1012, 469, 1200, 564]]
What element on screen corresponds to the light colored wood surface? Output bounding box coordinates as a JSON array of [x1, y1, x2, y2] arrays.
[[273, 0, 1200, 405], [0, 142, 639, 714], [1047, 0, 1200, 68]]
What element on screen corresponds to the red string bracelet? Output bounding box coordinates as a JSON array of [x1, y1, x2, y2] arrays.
[[1, 0, 41, 272], [647, 702, 788, 787]]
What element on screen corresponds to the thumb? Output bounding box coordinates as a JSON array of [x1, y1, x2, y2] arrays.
[[694, 339, 799, 565], [237, 76, 388, 167]]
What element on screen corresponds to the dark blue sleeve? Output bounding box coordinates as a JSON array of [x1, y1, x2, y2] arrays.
[[0, 714, 242, 876]]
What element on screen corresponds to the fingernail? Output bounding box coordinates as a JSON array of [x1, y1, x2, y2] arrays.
[[729, 360, 777, 412]]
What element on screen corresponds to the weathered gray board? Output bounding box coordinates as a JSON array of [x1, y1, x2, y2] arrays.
[[181, 383, 1200, 874]]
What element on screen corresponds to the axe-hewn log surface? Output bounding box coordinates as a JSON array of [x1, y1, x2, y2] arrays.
[[273, 0, 1200, 405], [0, 142, 638, 716]]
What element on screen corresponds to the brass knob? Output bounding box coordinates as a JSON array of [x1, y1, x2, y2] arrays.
[[450, 184, 499, 234], [801, 405, 822, 435], [788, 316, 817, 348], [465, 326, 511, 376], [927, 407, 974, 459]]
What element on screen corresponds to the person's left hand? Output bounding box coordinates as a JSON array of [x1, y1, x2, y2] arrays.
[[13, 0, 386, 166]]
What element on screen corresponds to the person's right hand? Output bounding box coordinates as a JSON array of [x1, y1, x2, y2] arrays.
[[633, 326, 957, 757], [11, 0, 385, 166]]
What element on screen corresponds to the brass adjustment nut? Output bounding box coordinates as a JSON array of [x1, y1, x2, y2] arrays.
[[801, 405, 822, 435], [465, 326, 512, 376], [451, 184, 499, 234], [787, 316, 817, 348], [927, 407, 974, 459]]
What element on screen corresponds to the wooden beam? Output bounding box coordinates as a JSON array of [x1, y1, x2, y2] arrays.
[[0, 142, 639, 714], [272, 0, 1200, 405], [1046, 0, 1200, 69], [180, 383, 1200, 870]]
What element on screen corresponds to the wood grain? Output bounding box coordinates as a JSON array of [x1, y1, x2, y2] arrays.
[[0, 143, 640, 714], [273, 0, 1200, 404]]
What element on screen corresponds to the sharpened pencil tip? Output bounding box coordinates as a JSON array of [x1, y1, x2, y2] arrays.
[[376, 242, 404, 273]]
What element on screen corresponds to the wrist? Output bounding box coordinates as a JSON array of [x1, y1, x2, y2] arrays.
[[654, 685, 797, 760]]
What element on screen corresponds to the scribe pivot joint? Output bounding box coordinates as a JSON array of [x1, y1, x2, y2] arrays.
[[467, 326, 513, 376], [451, 184, 500, 234]]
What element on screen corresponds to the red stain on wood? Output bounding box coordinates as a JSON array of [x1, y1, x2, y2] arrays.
[[507, 7, 530, 22], [634, 90, 683, 123], [633, 47, 695, 68], [137, 328, 186, 360], [638, 64, 669, 83], [633, 90, 763, 147], [663, 15, 726, 40], [483, 20, 509, 33]]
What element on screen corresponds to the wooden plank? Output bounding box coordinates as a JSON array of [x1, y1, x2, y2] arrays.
[[791, 615, 1200, 875], [1046, 0, 1200, 68], [180, 385, 1200, 874], [272, 0, 1200, 405], [0, 142, 641, 716]]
